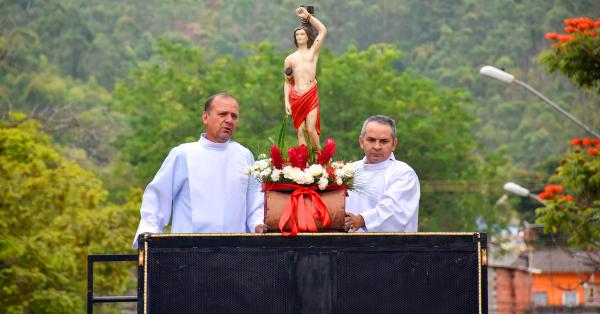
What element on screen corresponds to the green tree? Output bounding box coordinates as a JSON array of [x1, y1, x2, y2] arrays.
[[0, 113, 139, 313], [535, 138, 600, 250]]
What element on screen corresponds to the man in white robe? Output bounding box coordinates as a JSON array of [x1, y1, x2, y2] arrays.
[[132, 93, 264, 248], [345, 115, 420, 232]]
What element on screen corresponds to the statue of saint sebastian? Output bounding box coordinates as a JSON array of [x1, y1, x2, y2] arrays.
[[284, 6, 327, 152]]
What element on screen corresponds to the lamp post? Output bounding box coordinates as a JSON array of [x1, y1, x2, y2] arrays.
[[480, 65, 600, 138], [503, 182, 546, 206]]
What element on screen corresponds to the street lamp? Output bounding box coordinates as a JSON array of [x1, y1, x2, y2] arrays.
[[503, 182, 546, 206], [479, 66, 600, 138]]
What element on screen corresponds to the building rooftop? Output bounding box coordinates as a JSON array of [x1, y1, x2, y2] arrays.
[[510, 249, 598, 273]]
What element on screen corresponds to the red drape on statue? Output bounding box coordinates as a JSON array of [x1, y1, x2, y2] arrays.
[[290, 80, 321, 135]]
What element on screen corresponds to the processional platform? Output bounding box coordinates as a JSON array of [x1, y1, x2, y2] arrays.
[[136, 232, 487, 314]]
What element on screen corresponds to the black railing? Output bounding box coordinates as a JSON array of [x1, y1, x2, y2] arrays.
[[87, 254, 137, 314]]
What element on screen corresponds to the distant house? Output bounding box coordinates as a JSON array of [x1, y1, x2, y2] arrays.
[[489, 249, 599, 314]]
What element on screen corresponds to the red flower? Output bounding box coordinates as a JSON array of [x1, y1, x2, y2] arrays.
[[543, 185, 552, 193], [544, 184, 563, 194], [288, 145, 308, 169], [558, 34, 572, 43], [326, 166, 337, 182], [270, 145, 284, 169], [316, 138, 336, 165], [582, 138, 592, 147], [545, 32, 557, 40], [588, 148, 598, 157], [571, 138, 581, 146], [553, 185, 564, 193], [538, 191, 554, 200], [564, 26, 575, 33], [558, 194, 573, 202]]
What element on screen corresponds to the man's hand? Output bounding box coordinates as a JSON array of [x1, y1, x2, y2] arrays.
[[255, 224, 268, 233], [296, 7, 310, 20], [344, 213, 365, 233]]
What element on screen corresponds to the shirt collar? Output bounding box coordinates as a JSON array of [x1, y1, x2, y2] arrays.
[[199, 133, 230, 150], [362, 153, 395, 171]]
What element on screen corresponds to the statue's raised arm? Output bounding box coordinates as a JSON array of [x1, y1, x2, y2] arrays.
[[296, 6, 327, 54], [284, 6, 327, 152]]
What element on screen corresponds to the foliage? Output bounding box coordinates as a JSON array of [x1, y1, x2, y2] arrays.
[[535, 138, 600, 249], [0, 13, 121, 172], [0, 114, 139, 313], [541, 17, 600, 93], [3, 0, 600, 172]]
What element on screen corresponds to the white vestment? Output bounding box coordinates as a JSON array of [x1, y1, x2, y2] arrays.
[[345, 154, 420, 232], [132, 135, 264, 248]]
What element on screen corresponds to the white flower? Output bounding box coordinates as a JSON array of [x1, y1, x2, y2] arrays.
[[290, 169, 313, 185], [256, 159, 270, 170], [336, 177, 343, 185], [342, 163, 355, 177], [281, 166, 291, 178], [287, 167, 303, 182], [260, 168, 272, 178], [318, 177, 328, 190], [257, 153, 267, 160], [296, 173, 311, 185], [270, 169, 281, 182], [321, 169, 329, 179], [302, 172, 315, 184], [307, 164, 323, 177], [331, 161, 344, 169], [335, 169, 344, 180], [283, 166, 298, 180]]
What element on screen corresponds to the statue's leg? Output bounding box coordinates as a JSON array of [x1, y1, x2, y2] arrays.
[[297, 122, 307, 147], [305, 108, 321, 152]]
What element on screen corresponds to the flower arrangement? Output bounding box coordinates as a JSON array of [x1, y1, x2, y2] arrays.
[[246, 138, 355, 236], [246, 138, 355, 190]]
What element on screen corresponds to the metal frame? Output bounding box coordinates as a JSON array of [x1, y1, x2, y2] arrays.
[[87, 254, 137, 314]]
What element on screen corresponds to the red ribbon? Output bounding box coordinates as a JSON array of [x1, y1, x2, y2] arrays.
[[262, 183, 346, 236]]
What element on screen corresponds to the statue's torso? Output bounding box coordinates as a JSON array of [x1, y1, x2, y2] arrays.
[[290, 51, 318, 94]]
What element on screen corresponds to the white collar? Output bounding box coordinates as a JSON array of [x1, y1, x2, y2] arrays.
[[199, 133, 230, 151], [362, 153, 395, 171]]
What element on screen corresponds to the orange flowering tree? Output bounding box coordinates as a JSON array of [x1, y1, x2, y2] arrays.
[[541, 17, 600, 93], [535, 138, 600, 249]]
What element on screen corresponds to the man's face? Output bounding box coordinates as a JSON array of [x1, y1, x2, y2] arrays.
[[359, 122, 398, 164], [202, 96, 239, 143], [295, 29, 308, 45]]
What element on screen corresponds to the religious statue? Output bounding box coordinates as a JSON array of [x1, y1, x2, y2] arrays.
[[284, 6, 327, 153]]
